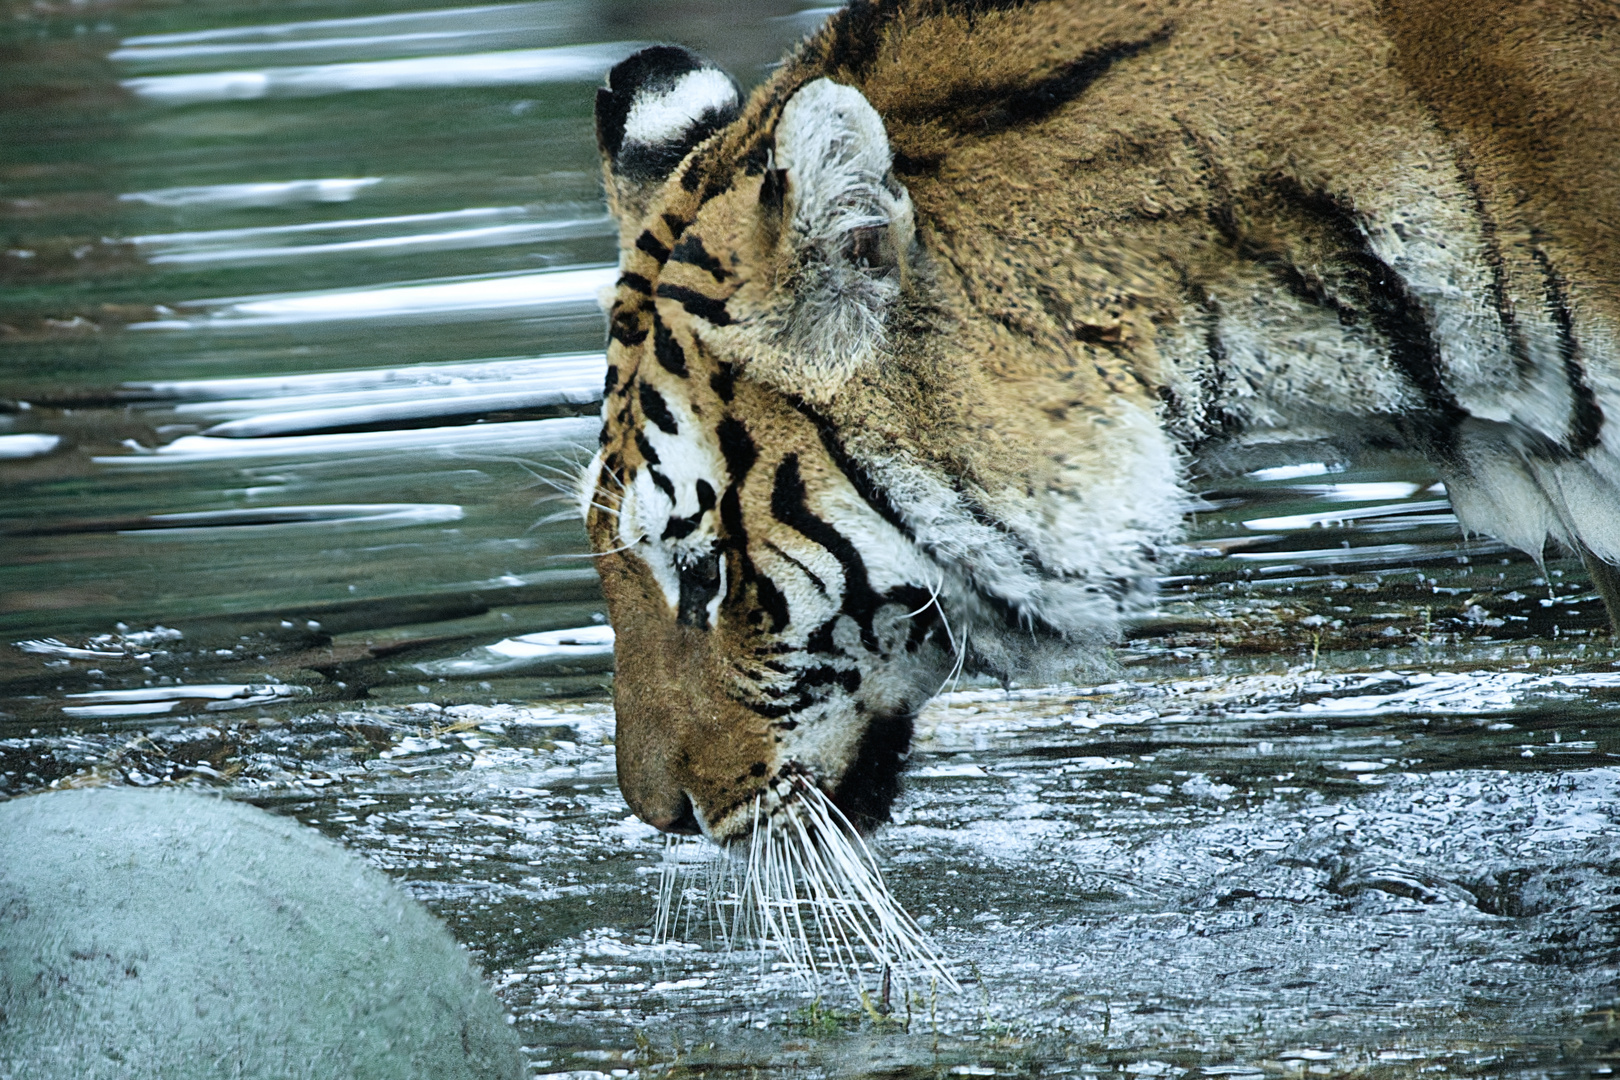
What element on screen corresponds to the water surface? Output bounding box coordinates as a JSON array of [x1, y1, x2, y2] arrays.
[[2, 3, 1615, 1078]]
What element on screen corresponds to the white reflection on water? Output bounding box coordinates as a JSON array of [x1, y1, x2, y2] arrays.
[[95, 415, 599, 465], [1243, 498, 1454, 531], [1227, 540, 1507, 566], [122, 504, 465, 535], [139, 352, 605, 407], [121, 43, 640, 103], [0, 434, 61, 459], [1274, 668, 1620, 718], [415, 624, 614, 677], [61, 683, 310, 718], [129, 208, 611, 267], [120, 178, 382, 208], [200, 387, 599, 437], [1285, 480, 1439, 502], [132, 265, 615, 328], [1245, 461, 1345, 481], [113, 2, 582, 54], [114, 29, 532, 64]]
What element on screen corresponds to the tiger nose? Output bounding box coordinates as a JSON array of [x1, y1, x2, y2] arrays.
[[616, 737, 703, 834], [643, 791, 701, 835]]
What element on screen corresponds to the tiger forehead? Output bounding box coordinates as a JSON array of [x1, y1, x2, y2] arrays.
[[600, 134, 786, 453], [602, 236, 742, 439]]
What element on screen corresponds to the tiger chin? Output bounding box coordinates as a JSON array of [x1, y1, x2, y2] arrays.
[[582, 2, 1620, 846]]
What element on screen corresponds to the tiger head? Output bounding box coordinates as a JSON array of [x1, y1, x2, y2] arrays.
[[584, 43, 1174, 844]]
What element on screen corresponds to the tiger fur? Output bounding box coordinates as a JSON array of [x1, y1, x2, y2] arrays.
[[584, 0, 1620, 842]]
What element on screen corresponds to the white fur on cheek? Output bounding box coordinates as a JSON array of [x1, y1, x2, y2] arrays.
[[615, 382, 731, 615], [622, 68, 738, 149], [621, 469, 681, 610]]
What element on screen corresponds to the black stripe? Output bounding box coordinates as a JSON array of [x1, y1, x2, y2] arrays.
[[712, 418, 784, 635], [675, 551, 721, 627], [750, 559, 791, 634], [669, 235, 730, 281], [609, 312, 647, 347], [829, 705, 920, 835], [597, 452, 622, 495], [785, 398, 913, 541], [1005, 32, 1168, 126], [1343, 245, 1468, 458], [660, 478, 716, 541], [749, 650, 864, 722], [655, 283, 731, 325], [759, 166, 787, 214], [716, 417, 756, 481], [710, 361, 737, 402], [1176, 280, 1241, 449], [785, 394, 1047, 631], [661, 213, 690, 240], [812, 1, 1043, 82], [829, 706, 914, 831], [1267, 177, 1468, 460], [1452, 158, 1534, 380], [765, 540, 828, 595], [792, 663, 862, 695], [637, 381, 679, 435], [636, 230, 671, 263], [887, 583, 939, 652], [771, 454, 883, 649], [617, 272, 652, 295], [653, 319, 688, 377], [603, 364, 619, 396], [791, 394, 1044, 579], [633, 430, 660, 466], [662, 515, 700, 541], [959, 32, 1170, 134], [1532, 246, 1604, 459]]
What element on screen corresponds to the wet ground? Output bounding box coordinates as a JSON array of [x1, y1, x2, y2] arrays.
[[5, 648, 1617, 1079], [3, 1, 1617, 1078], [7, 500, 1618, 1080]]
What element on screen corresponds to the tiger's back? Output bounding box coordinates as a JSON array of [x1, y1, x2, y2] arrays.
[[586, 0, 1620, 840]]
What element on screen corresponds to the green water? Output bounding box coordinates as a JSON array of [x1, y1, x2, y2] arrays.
[[2, 3, 1617, 1078]]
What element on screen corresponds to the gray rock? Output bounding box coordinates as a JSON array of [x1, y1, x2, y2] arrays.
[[0, 787, 526, 1080]]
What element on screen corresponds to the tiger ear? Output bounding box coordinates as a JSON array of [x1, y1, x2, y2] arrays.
[[595, 46, 741, 226], [750, 79, 915, 402]]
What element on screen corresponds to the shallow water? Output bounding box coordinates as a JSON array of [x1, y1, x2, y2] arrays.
[[2, 2, 1617, 1078]]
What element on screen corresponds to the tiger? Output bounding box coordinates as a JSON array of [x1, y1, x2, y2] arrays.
[[581, 0, 1620, 846]]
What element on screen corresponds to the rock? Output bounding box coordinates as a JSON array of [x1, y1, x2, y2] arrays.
[[0, 787, 526, 1080]]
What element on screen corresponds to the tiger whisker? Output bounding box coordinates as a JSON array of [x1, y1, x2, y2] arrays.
[[935, 621, 970, 699], [590, 457, 628, 493], [549, 534, 644, 558], [905, 572, 962, 664], [444, 449, 573, 481], [655, 774, 958, 998]]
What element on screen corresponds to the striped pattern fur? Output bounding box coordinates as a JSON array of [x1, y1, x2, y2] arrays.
[[586, 0, 1620, 845]]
